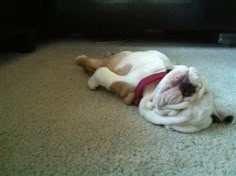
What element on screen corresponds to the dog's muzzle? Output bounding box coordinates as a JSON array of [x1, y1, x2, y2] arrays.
[[179, 82, 196, 97], [177, 70, 196, 97]]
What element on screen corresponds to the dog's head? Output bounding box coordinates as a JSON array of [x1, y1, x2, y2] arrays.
[[153, 65, 209, 110]]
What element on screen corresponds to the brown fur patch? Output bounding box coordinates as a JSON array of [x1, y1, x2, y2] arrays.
[[76, 53, 132, 76], [112, 64, 132, 76], [76, 57, 105, 75], [103, 56, 132, 75], [110, 81, 136, 105]]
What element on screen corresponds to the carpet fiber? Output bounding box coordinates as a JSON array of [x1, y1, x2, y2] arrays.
[[1, 39, 236, 176]]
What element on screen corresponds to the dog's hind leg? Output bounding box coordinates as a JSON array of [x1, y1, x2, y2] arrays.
[[88, 67, 136, 105], [88, 67, 126, 89], [75, 55, 106, 75]]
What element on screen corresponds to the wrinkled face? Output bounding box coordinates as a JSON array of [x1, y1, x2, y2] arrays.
[[153, 65, 208, 108]]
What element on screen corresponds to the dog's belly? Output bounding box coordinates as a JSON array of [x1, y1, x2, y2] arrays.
[[105, 50, 174, 104], [115, 50, 172, 77]]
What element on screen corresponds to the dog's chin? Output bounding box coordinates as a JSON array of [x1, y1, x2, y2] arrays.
[[153, 66, 205, 109]]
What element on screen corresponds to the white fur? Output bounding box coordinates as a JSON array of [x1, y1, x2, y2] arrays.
[[86, 50, 214, 133]]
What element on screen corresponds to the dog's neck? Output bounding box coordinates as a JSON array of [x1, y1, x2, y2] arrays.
[[135, 71, 168, 103], [143, 80, 160, 96]]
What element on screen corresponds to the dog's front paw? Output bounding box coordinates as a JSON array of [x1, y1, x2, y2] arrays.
[[88, 76, 99, 90], [146, 102, 154, 110]]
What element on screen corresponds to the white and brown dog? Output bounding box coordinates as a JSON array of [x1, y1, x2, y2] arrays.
[[76, 50, 233, 133]]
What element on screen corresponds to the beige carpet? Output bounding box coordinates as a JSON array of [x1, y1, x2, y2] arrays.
[[1, 39, 236, 176]]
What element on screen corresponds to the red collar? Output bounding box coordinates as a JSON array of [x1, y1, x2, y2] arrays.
[[135, 71, 168, 103]]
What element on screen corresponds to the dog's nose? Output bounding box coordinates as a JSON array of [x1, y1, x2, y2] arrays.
[[179, 82, 196, 97]]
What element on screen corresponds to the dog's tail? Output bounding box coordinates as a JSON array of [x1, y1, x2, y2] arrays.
[[211, 111, 234, 123]]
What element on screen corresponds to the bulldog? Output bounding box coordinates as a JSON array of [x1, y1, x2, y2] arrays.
[[76, 50, 233, 133]]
